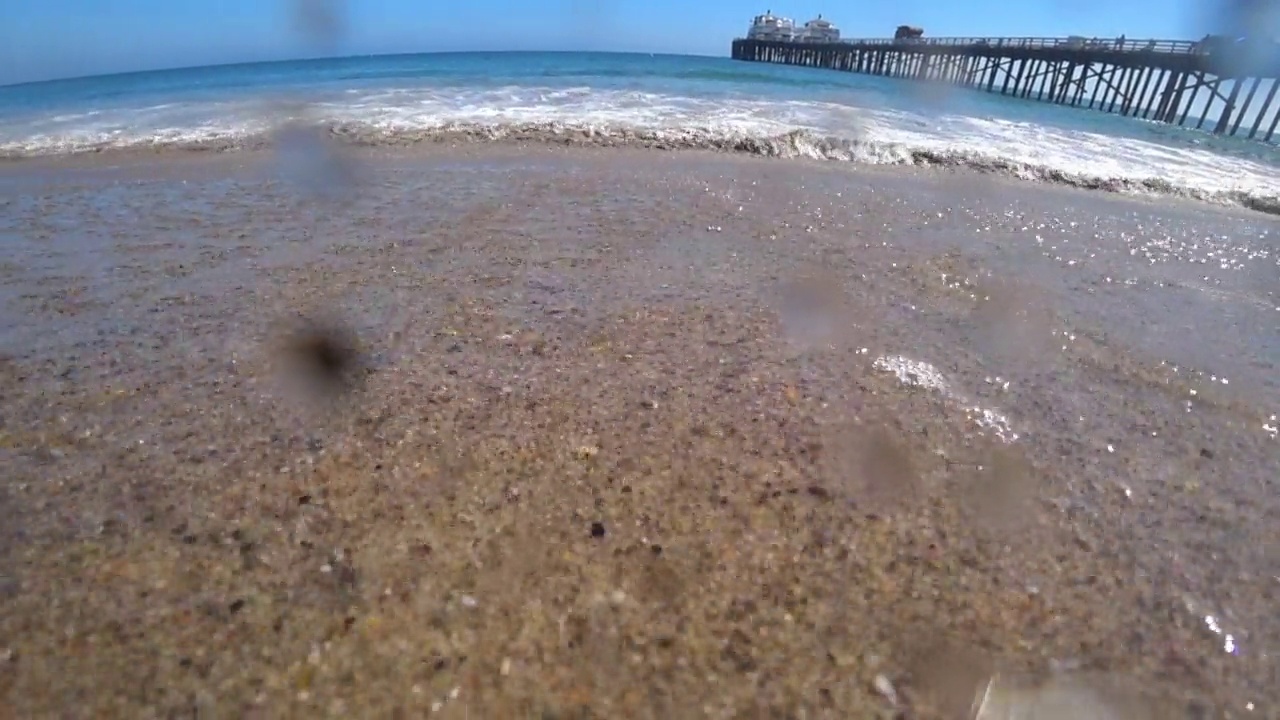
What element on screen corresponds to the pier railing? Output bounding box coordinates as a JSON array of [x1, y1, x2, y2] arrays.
[[737, 36, 1205, 55], [838, 36, 1202, 55]]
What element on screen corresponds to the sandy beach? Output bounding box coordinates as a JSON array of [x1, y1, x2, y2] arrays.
[[0, 143, 1277, 718]]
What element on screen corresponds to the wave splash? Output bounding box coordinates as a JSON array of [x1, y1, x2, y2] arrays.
[[1, 97, 1277, 215], [338, 121, 1274, 214]]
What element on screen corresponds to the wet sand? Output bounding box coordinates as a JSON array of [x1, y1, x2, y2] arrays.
[[0, 144, 1278, 718]]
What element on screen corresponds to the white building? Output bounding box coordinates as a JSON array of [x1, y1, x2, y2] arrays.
[[746, 11, 797, 41], [799, 15, 840, 43]]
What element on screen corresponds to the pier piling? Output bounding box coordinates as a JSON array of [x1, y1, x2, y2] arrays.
[[730, 35, 1280, 142]]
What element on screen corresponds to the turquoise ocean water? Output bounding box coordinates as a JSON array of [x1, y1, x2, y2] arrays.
[[1, 51, 1277, 210]]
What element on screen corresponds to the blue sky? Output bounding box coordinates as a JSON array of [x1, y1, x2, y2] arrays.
[[0, 0, 1232, 85]]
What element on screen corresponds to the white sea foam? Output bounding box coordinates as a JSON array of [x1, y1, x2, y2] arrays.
[[872, 354, 1019, 443], [1, 85, 1277, 213]]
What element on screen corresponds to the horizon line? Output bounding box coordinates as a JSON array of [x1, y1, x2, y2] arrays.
[[0, 48, 724, 90]]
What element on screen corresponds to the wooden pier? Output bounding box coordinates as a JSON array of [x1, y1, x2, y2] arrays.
[[731, 36, 1280, 142]]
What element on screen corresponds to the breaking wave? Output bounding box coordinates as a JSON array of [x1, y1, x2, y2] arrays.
[[1, 86, 1277, 215]]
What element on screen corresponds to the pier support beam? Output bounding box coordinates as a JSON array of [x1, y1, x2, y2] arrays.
[[729, 36, 1280, 142], [1214, 78, 1244, 135]]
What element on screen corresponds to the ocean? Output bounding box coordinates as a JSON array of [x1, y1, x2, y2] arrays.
[[2, 51, 1279, 717], [1, 51, 1278, 212]]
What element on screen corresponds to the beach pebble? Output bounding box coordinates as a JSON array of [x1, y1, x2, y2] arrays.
[[873, 674, 898, 705]]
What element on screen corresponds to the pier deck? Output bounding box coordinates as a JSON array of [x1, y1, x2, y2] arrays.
[[731, 36, 1280, 142]]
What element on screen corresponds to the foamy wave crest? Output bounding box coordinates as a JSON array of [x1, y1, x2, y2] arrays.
[[1, 86, 1277, 215]]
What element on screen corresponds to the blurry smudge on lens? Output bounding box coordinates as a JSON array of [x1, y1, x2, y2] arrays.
[[1189, 0, 1280, 78], [275, 313, 366, 401], [272, 118, 359, 202], [957, 443, 1038, 535], [969, 279, 1056, 365], [904, 638, 995, 719], [819, 422, 922, 515], [775, 271, 850, 350], [291, 0, 345, 47], [972, 670, 1187, 719], [273, 0, 355, 200]]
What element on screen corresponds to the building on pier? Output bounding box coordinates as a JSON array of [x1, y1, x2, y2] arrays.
[[801, 16, 840, 43], [746, 11, 797, 42], [746, 10, 840, 43]]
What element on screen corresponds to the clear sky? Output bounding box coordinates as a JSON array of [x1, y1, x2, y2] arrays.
[[0, 0, 1239, 85]]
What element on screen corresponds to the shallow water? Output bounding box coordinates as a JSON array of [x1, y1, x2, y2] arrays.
[[2, 52, 1279, 213], [0, 147, 1277, 718]]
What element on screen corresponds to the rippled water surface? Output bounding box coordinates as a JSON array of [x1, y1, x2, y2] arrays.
[[2, 52, 1279, 213], [0, 146, 1276, 717]]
